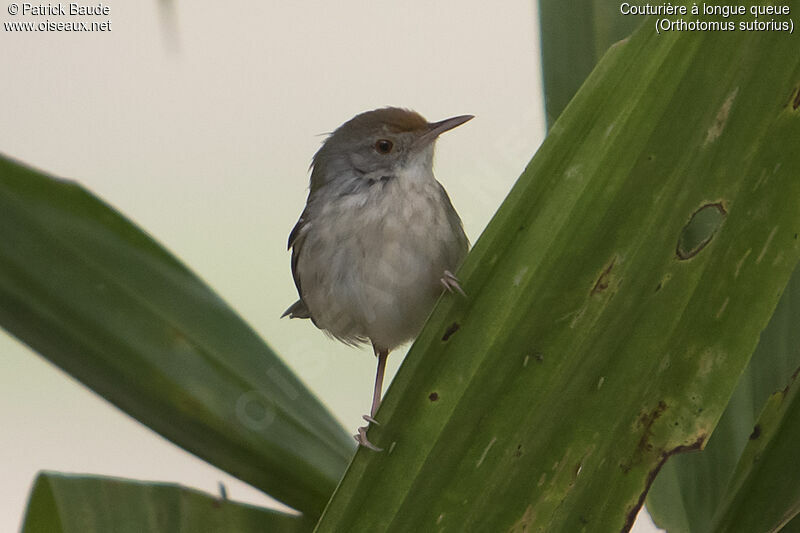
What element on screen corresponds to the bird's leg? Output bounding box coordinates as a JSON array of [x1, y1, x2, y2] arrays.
[[370, 348, 388, 419], [354, 346, 389, 451], [440, 269, 466, 296]]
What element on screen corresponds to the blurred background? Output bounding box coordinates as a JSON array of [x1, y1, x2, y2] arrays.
[[0, 1, 660, 530]]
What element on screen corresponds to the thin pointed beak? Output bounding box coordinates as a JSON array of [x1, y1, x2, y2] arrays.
[[416, 114, 474, 146]]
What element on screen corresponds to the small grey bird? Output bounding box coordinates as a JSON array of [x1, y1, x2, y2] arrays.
[[283, 107, 471, 449]]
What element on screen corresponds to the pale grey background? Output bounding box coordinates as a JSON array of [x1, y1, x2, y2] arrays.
[[1, 1, 661, 530]]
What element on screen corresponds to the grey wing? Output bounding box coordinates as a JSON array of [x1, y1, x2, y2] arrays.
[[281, 211, 312, 319], [437, 183, 470, 262]]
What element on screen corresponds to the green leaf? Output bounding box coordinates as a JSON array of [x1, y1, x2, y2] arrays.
[[783, 515, 800, 533], [647, 263, 800, 532], [315, 6, 800, 532], [21, 471, 307, 533], [540, 2, 800, 531], [0, 154, 353, 518], [538, 0, 642, 127], [709, 366, 800, 532]]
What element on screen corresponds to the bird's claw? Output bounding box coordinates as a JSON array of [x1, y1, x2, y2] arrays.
[[362, 414, 379, 425], [354, 425, 383, 451], [440, 270, 466, 296]]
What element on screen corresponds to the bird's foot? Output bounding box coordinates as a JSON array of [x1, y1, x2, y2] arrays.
[[440, 270, 466, 296], [362, 414, 379, 425], [354, 425, 383, 451]]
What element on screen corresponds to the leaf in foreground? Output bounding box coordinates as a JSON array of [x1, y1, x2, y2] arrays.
[[0, 154, 353, 518], [316, 8, 800, 532], [22, 472, 307, 533], [647, 262, 800, 532], [708, 365, 800, 532]]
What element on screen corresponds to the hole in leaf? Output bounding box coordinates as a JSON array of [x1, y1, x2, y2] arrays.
[[677, 203, 727, 260]]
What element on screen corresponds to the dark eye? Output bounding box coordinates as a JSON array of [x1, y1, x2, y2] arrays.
[[374, 139, 393, 154]]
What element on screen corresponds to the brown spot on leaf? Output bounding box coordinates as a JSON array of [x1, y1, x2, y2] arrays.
[[591, 258, 616, 295], [637, 400, 667, 453], [792, 85, 800, 110], [441, 322, 460, 341], [621, 434, 706, 532], [639, 401, 667, 432], [429, 392, 439, 402], [621, 402, 669, 473]]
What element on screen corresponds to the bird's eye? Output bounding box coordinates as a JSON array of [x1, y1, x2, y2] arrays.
[[374, 139, 393, 154]]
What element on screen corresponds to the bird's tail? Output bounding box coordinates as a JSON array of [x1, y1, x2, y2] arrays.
[[281, 300, 311, 319]]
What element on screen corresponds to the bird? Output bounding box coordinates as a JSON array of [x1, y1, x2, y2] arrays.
[[283, 107, 471, 450]]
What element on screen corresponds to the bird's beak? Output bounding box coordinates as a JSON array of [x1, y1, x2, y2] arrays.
[[416, 114, 474, 146]]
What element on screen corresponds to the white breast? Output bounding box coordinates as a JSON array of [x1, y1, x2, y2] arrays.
[[296, 172, 467, 351]]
